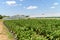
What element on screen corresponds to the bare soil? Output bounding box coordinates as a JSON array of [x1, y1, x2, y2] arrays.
[[0, 20, 14, 40]]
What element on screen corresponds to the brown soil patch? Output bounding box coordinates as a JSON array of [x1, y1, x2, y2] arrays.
[[0, 20, 14, 40]]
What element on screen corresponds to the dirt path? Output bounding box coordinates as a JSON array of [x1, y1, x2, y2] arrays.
[[0, 20, 14, 40]]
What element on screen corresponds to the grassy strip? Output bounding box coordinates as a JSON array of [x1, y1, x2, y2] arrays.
[[3, 26, 15, 40]]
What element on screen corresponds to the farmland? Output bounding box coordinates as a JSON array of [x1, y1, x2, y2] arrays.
[[4, 19, 60, 40]]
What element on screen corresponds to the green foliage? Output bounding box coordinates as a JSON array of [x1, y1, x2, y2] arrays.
[[0, 15, 3, 19], [4, 19, 60, 40]]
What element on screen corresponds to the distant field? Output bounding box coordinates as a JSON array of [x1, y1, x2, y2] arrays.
[[4, 19, 60, 40]]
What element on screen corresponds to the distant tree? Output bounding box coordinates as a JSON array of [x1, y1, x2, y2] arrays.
[[26, 16, 29, 17], [0, 15, 3, 19]]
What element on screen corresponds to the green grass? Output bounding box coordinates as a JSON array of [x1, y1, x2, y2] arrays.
[[3, 26, 15, 40]]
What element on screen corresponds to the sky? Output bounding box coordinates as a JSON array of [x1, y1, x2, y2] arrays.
[[0, 0, 60, 17]]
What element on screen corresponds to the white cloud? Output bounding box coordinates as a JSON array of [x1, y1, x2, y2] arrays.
[[50, 2, 59, 8], [51, 6, 55, 8], [26, 6, 38, 10], [6, 1, 16, 6], [20, 0, 24, 1], [53, 2, 59, 5]]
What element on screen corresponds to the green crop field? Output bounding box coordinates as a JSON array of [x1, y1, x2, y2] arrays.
[[4, 19, 60, 40]]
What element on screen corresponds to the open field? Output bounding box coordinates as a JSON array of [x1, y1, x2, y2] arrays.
[[4, 19, 60, 40], [1, 0, 60, 40]]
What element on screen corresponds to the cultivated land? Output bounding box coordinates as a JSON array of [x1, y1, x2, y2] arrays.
[[4, 19, 60, 40], [0, 18, 60, 40], [0, 20, 14, 40]]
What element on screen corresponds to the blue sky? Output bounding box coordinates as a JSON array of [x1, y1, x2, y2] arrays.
[[0, 0, 60, 17]]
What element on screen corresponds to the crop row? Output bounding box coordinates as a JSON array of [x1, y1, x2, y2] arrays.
[[4, 19, 60, 40]]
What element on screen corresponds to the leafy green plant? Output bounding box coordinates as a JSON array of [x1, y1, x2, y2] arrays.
[[4, 19, 60, 40]]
